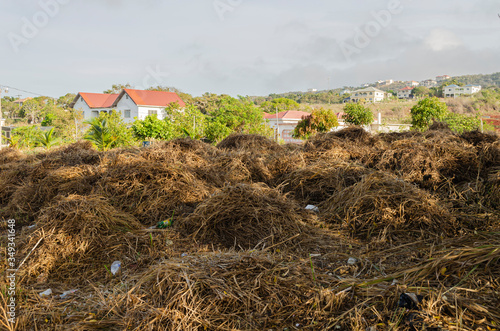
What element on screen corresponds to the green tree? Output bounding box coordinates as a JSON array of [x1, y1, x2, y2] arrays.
[[103, 83, 132, 94], [443, 113, 481, 134], [292, 108, 338, 139], [204, 95, 272, 142], [36, 127, 60, 150], [132, 115, 174, 141], [343, 103, 374, 126], [260, 98, 300, 112], [84, 118, 116, 151], [166, 105, 207, 139], [410, 97, 448, 131], [57, 93, 77, 108], [20, 98, 42, 124], [412, 86, 430, 98], [84, 111, 133, 150]]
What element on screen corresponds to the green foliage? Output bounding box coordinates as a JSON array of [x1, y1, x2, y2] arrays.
[[343, 103, 374, 126], [412, 86, 431, 98], [203, 95, 272, 143], [41, 113, 56, 126], [443, 113, 481, 134], [35, 127, 60, 150], [410, 97, 448, 131], [20, 98, 42, 123], [57, 93, 77, 108], [166, 105, 207, 139], [84, 111, 133, 150], [292, 108, 338, 139], [132, 115, 174, 141], [103, 83, 132, 94], [260, 98, 300, 112], [11, 125, 39, 149], [84, 118, 116, 151]]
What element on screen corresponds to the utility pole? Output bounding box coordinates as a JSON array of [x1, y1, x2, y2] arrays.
[[275, 105, 279, 142]]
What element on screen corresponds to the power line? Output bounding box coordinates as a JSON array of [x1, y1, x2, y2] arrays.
[[0, 84, 52, 98]]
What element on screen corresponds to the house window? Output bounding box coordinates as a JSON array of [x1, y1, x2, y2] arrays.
[[124, 109, 131, 118], [370, 92, 373, 95], [148, 109, 158, 116]]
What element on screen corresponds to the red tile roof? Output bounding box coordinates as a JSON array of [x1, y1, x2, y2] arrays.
[[263, 110, 310, 120], [400, 86, 414, 91], [115, 89, 186, 108], [74, 93, 119, 108]]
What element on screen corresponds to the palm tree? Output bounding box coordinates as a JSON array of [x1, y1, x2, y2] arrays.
[[84, 118, 116, 151], [36, 127, 59, 150]]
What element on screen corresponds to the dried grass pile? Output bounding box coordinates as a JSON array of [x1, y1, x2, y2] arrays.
[[0, 147, 24, 165], [98, 155, 213, 225], [216, 133, 282, 153], [35, 140, 101, 167], [125, 251, 328, 330], [372, 139, 441, 188], [285, 160, 373, 205], [141, 138, 218, 165], [304, 127, 384, 163], [178, 183, 314, 249], [19, 194, 143, 281], [320, 172, 458, 242]]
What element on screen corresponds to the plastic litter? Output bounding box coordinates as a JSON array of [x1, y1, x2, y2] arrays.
[[398, 292, 424, 310], [181, 253, 188, 257], [39, 289, 52, 297], [59, 289, 78, 299], [110, 261, 121, 275], [305, 205, 319, 212], [347, 257, 357, 265], [27, 224, 37, 229]]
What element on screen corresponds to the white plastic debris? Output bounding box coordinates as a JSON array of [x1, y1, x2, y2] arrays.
[[27, 224, 37, 229], [347, 257, 357, 265], [181, 253, 188, 257], [110, 261, 121, 275], [39, 289, 52, 297], [305, 205, 319, 212], [59, 289, 78, 299]]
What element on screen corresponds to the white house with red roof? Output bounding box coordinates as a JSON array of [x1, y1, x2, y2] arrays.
[[70, 89, 185, 123], [263, 110, 312, 143], [397, 86, 414, 99]]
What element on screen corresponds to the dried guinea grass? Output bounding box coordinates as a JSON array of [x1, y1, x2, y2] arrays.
[[178, 183, 316, 250], [124, 251, 336, 330], [17, 194, 144, 282], [216, 133, 282, 154], [0, 147, 24, 165], [320, 172, 458, 242], [97, 154, 214, 226], [285, 160, 373, 205]]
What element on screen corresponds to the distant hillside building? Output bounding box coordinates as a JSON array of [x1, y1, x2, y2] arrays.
[[349, 87, 385, 103], [443, 84, 482, 98], [70, 89, 185, 123], [420, 79, 437, 87], [436, 75, 451, 83], [397, 86, 414, 99], [263, 110, 311, 144]]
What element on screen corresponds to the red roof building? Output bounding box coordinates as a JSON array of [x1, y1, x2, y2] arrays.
[[113, 89, 186, 108]]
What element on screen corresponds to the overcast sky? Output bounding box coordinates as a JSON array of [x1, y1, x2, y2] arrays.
[[0, 0, 499, 99]]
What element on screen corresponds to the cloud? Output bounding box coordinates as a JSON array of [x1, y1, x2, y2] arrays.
[[424, 29, 463, 51]]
